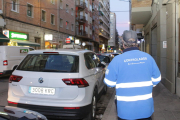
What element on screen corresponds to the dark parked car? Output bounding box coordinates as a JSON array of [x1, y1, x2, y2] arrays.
[[97, 54, 111, 66], [0, 106, 47, 120]]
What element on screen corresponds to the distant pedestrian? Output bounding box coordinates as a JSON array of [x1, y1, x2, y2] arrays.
[[104, 30, 161, 120]]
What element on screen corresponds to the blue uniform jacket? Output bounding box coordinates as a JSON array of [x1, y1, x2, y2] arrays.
[[104, 47, 161, 120]]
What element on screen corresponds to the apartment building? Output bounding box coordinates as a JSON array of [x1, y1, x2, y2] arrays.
[[99, 0, 110, 52], [75, 0, 95, 51], [0, 0, 75, 49], [92, 0, 100, 52], [131, 0, 180, 96], [108, 12, 116, 49]]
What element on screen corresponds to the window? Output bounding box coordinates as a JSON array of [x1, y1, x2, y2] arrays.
[[85, 13, 88, 20], [42, 10, 46, 21], [71, 8, 74, 16], [51, 0, 55, 4], [89, 5, 92, 12], [66, 21, 69, 29], [60, 18, 63, 27], [84, 53, 96, 69], [17, 54, 79, 73], [27, 4, 33, 17], [51, 14, 55, 25], [12, 0, 18, 12], [71, 24, 74, 31], [60, 0, 63, 9], [66, 4, 69, 13]]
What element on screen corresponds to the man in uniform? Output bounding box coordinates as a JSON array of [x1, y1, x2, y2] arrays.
[[104, 30, 161, 120]]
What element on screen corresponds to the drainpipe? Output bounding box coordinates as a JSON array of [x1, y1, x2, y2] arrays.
[[2, 0, 3, 13], [175, 0, 177, 93]]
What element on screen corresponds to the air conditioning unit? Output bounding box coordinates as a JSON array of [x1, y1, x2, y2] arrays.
[[0, 18, 5, 27], [0, 10, 3, 15]]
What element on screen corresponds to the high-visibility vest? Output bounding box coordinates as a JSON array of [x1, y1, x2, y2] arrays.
[[104, 48, 161, 119]]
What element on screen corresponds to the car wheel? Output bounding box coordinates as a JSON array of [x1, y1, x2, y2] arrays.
[[83, 90, 97, 120], [103, 85, 107, 95]]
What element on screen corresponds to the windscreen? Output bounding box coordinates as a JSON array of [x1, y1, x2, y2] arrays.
[[17, 54, 79, 73], [97, 55, 110, 63]]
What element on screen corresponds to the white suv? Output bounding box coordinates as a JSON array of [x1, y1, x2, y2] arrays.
[[7, 49, 107, 120]]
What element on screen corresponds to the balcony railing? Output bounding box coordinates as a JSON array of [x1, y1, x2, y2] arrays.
[[92, 35, 95, 41], [76, 30, 87, 37], [76, 15, 86, 23], [76, 1, 86, 10]]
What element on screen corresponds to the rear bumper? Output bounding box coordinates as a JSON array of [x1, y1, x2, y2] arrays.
[[0, 70, 12, 76], [8, 103, 91, 119]]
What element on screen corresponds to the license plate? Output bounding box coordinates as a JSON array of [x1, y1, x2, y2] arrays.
[[29, 87, 55, 95]]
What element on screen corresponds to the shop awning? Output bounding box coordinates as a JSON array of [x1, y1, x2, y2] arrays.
[[0, 33, 10, 42], [12, 40, 40, 47]]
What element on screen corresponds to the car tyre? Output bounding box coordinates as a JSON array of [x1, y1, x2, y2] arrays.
[[103, 85, 107, 95], [83, 90, 97, 120]]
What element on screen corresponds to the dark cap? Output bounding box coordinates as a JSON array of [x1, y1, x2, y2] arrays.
[[122, 30, 137, 43]]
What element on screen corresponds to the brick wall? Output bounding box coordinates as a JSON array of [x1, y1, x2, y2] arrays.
[[0, 0, 2, 10], [131, 0, 152, 8], [92, 0, 99, 42], [59, 0, 75, 36], [5, 0, 57, 31]]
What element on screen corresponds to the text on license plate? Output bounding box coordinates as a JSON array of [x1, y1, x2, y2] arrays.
[[29, 87, 55, 95]]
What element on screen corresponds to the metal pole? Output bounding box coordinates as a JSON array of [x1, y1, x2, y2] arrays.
[[175, 0, 177, 93]]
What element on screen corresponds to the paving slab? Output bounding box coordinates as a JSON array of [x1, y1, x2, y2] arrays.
[[102, 83, 180, 120]]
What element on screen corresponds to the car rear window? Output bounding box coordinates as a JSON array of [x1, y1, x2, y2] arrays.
[[17, 54, 79, 73]]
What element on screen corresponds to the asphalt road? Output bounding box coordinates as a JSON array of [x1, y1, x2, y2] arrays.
[[0, 76, 115, 120]]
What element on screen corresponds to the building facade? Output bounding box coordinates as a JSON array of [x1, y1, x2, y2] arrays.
[[108, 12, 116, 48], [131, 0, 180, 96], [75, 0, 94, 51], [99, 0, 110, 52], [92, 0, 100, 52], [0, 0, 75, 49]]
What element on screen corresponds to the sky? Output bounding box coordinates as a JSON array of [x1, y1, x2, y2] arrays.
[[110, 0, 130, 36]]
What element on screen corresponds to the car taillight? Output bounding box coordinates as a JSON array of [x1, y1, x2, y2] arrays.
[[8, 101, 18, 105], [62, 78, 89, 88], [3, 60, 8, 66], [63, 107, 80, 109], [9, 75, 23, 83]]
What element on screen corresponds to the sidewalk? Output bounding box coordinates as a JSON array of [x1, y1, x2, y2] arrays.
[[102, 83, 180, 120]]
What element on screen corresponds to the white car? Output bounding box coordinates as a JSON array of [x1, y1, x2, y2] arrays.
[[8, 49, 107, 120], [0, 46, 34, 76]]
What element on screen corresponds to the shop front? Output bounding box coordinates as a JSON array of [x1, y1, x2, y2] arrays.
[[3, 30, 40, 47], [44, 34, 60, 49], [0, 32, 10, 45], [82, 41, 93, 50]]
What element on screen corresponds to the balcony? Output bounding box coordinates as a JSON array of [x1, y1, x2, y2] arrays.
[[76, 30, 88, 37], [76, 15, 86, 23], [76, 1, 86, 10], [99, 31, 109, 40], [131, 0, 152, 25], [92, 35, 95, 41]]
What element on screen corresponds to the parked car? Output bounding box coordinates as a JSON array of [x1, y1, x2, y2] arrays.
[[0, 106, 47, 120], [97, 54, 111, 66], [0, 46, 34, 76], [111, 53, 119, 57], [100, 53, 114, 61], [63, 44, 81, 49], [8, 49, 107, 120]]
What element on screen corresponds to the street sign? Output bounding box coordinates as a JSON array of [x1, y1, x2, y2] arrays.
[[66, 38, 71, 43], [163, 41, 167, 48], [9, 31, 28, 40]]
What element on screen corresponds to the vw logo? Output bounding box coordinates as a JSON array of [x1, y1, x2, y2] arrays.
[[38, 77, 44, 83]]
